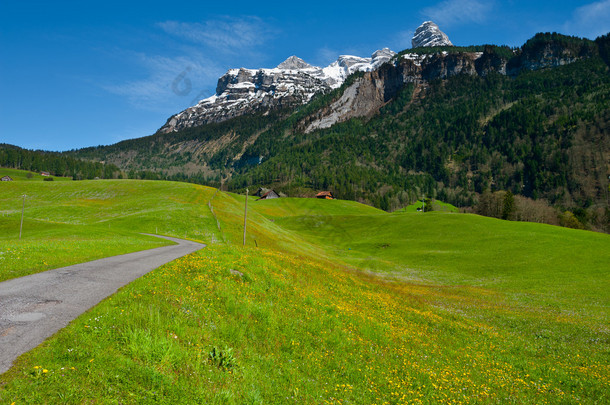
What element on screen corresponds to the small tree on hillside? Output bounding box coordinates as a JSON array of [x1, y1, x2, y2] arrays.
[[424, 198, 434, 212], [502, 191, 515, 220]]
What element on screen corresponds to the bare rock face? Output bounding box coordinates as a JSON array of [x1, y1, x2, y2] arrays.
[[303, 63, 405, 133], [506, 39, 595, 76], [412, 21, 453, 48], [303, 52, 482, 133]]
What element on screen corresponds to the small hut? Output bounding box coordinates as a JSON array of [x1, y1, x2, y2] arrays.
[[40, 171, 50, 176], [316, 191, 334, 199], [254, 187, 270, 197], [257, 190, 280, 200], [1, 175, 13, 181]]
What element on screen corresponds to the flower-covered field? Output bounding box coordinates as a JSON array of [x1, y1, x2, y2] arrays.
[[1, 244, 608, 404]]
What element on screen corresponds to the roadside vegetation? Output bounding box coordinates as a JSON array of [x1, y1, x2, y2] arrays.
[[0, 174, 608, 403]]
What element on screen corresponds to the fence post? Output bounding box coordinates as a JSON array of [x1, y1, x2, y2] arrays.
[[243, 189, 249, 246], [19, 194, 26, 240]]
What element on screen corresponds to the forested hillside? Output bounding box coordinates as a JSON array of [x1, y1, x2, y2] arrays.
[[233, 54, 609, 215], [0, 144, 121, 180]]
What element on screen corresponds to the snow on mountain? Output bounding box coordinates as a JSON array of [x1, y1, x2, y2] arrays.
[[411, 21, 453, 48], [159, 49, 396, 133]]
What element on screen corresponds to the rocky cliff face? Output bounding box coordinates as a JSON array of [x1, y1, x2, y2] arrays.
[[160, 62, 329, 133], [159, 27, 593, 136], [158, 21, 453, 134], [302, 51, 483, 132], [302, 63, 407, 133], [412, 21, 453, 48], [302, 36, 593, 132], [506, 34, 598, 75], [159, 49, 396, 133]]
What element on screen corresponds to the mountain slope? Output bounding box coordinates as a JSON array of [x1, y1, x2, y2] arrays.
[[234, 51, 609, 217], [69, 32, 610, 230]]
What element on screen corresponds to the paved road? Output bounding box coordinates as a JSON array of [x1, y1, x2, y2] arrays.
[[0, 235, 205, 374]]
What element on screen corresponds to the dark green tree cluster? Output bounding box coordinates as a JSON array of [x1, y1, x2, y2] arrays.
[[0, 144, 120, 180]]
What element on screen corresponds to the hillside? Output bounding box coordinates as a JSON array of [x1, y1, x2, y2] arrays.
[[0, 178, 608, 403], [67, 33, 610, 232], [0, 174, 220, 281], [0, 167, 73, 182]]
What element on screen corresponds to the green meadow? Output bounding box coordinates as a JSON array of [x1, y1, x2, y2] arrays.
[[0, 179, 220, 281], [0, 173, 609, 404]]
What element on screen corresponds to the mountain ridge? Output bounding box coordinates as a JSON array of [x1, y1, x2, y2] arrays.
[[159, 48, 397, 133]]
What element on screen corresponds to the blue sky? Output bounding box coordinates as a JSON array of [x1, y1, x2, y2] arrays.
[[1, 0, 609, 151]]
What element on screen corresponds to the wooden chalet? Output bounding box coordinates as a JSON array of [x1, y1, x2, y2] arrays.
[[257, 189, 280, 200], [316, 191, 334, 199], [40, 171, 50, 176], [1, 175, 13, 181]]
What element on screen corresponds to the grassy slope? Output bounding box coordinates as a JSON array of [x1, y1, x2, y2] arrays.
[[273, 211, 610, 321], [0, 175, 220, 281], [0, 182, 609, 404]]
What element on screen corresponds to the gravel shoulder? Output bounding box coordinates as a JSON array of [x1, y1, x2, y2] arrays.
[[0, 235, 205, 375]]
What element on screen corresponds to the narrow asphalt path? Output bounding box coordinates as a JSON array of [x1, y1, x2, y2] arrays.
[[0, 235, 205, 374]]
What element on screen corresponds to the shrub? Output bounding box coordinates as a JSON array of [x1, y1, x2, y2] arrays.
[[560, 211, 585, 229], [208, 346, 237, 370]]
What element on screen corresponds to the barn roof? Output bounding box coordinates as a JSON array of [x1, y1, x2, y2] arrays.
[[257, 189, 280, 200]]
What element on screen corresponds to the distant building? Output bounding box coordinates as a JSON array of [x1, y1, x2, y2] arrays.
[[40, 171, 50, 176], [257, 190, 280, 200], [316, 191, 335, 199], [254, 187, 270, 197], [1, 175, 13, 181]]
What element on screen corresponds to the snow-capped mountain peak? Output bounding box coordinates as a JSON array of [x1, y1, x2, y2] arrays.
[[412, 21, 453, 48], [159, 48, 396, 133]]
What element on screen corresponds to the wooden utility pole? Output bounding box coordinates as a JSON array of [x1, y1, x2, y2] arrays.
[[19, 195, 26, 240], [243, 188, 248, 246]]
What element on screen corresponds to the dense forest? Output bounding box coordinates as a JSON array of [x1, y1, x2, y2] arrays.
[[59, 33, 610, 232]]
